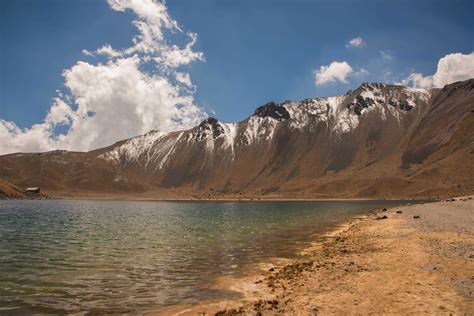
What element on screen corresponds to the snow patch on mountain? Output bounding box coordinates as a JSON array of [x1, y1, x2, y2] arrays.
[[242, 116, 279, 145], [100, 130, 165, 164], [284, 95, 358, 134], [284, 84, 431, 134], [346, 84, 431, 124], [156, 132, 185, 170], [186, 119, 239, 154], [221, 122, 238, 155], [100, 130, 188, 170]]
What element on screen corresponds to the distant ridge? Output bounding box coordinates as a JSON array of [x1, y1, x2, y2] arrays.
[[1, 79, 473, 200]]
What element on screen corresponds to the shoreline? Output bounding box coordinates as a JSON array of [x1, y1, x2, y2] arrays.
[[0, 194, 436, 203], [156, 196, 473, 315], [154, 212, 369, 316], [152, 210, 384, 315]]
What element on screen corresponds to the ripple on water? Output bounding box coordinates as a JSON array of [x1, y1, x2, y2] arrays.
[[0, 199, 407, 313]]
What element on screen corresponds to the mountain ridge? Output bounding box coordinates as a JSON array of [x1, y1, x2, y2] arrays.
[[1, 79, 473, 200]]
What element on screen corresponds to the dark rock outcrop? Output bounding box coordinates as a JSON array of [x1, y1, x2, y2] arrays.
[[352, 95, 376, 115], [194, 117, 224, 140], [254, 102, 290, 121], [399, 101, 414, 111]]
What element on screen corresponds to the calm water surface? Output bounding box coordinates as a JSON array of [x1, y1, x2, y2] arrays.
[[0, 199, 407, 313]]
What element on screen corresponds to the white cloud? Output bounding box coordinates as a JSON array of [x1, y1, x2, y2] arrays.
[[0, 0, 207, 155], [402, 52, 474, 88], [0, 120, 55, 154], [175, 72, 193, 87], [96, 44, 121, 57], [158, 32, 204, 68], [346, 37, 365, 48], [82, 49, 94, 57], [314, 61, 354, 86]]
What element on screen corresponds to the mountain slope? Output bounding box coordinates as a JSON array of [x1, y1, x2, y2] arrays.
[[1, 79, 473, 199]]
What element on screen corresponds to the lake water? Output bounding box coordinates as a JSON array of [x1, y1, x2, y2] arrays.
[[0, 199, 407, 314]]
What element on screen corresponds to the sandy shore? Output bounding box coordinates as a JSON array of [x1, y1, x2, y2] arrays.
[[157, 196, 474, 315]]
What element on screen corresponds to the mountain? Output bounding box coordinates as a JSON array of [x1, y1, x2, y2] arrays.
[[1, 79, 473, 200]]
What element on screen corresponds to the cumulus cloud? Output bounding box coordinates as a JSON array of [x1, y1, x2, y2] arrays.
[[0, 0, 207, 155], [314, 61, 354, 86], [346, 37, 365, 48], [402, 52, 474, 88]]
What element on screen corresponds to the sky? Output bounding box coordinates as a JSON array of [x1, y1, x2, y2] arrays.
[[1, 0, 473, 154]]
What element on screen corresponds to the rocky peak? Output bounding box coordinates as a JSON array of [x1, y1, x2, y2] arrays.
[[199, 117, 219, 127], [346, 82, 419, 115], [350, 94, 376, 115], [193, 117, 225, 141], [254, 101, 291, 121], [360, 82, 386, 91]]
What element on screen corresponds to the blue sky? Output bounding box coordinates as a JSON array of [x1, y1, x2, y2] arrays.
[[1, 0, 473, 153]]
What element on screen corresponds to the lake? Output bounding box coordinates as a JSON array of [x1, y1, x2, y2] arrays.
[[0, 199, 407, 313]]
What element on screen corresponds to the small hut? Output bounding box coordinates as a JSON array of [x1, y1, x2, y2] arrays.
[[25, 187, 40, 193]]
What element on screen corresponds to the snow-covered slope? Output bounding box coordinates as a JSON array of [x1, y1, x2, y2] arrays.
[[1, 80, 472, 199], [100, 83, 432, 168]]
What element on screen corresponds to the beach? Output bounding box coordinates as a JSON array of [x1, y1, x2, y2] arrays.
[[162, 196, 474, 315]]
